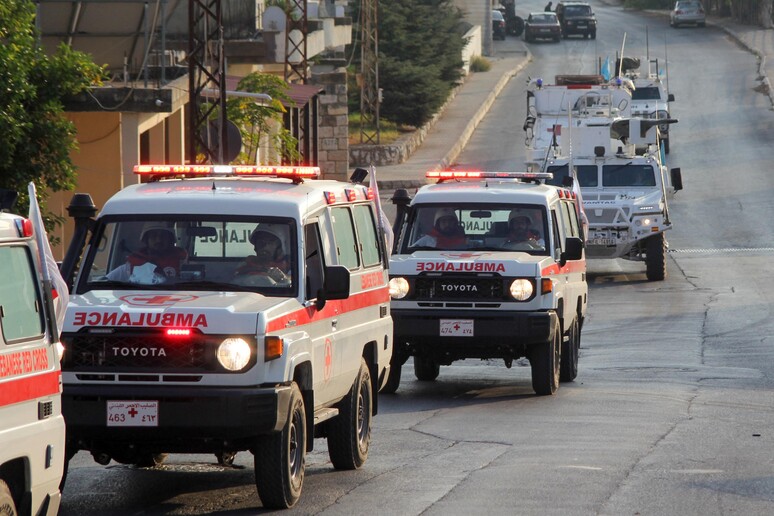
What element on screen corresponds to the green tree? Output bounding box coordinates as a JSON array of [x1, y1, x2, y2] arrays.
[[225, 72, 300, 165], [349, 0, 467, 128], [0, 0, 104, 224]]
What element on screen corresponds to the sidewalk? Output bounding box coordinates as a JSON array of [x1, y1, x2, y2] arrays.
[[375, 50, 531, 190], [373, 9, 774, 190]]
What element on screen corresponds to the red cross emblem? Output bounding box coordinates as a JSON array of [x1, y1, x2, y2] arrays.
[[120, 294, 197, 306], [127, 407, 138, 418]]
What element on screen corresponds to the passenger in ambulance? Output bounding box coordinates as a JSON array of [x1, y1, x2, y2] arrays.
[[412, 208, 467, 249], [233, 226, 291, 285], [107, 223, 187, 283], [502, 211, 545, 250]]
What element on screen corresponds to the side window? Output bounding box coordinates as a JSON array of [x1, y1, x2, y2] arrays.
[[561, 201, 579, 238], [330, 207, 359, 270], [551, 209, 563, 261], [304, 223, 325, 301], [353, 204, 381, 267], [567, 201, 581, 238], [0, 246, 44, 343]]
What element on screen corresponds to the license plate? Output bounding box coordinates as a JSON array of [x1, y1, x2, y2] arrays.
[[540, 28, 550, 32], [107, 400, 159, 427], [589, 238, 616, 246], [440, 319, 474, 337]]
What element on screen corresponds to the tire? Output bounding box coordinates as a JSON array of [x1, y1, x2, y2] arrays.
[[591, 31, 596, 39], [327, 358, 373, 470], [254, 383, 306, 509], [530, 316, 560, 395], [0, 479, 17, 516], [414, 356, 440, 381], [381, 360, 402, 394], [698, 22, 705, 27], [645, 233, 667, 281], [560, 318, 580, 382]]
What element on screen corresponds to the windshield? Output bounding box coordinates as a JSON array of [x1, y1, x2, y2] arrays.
[[602, 164, 657, 187], [401, 204, 549, 255], [631, 86, 662, 101], [78, 216, 297, 295], [546, 164, 599, 187], [565, 5, 592, 16]]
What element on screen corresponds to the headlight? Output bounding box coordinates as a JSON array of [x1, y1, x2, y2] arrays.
[[635, 217, 653, 227], [509, 279, 534, 301], [389, 277, 410, 299], [217, 338, 252, 371]]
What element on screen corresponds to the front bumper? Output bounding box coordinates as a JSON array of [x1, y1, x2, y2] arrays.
[[392, 308, 555, 363], [63, 383, 291, 454]]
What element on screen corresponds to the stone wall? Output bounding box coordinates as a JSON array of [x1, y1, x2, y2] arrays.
[[311, 68, 349, 181]]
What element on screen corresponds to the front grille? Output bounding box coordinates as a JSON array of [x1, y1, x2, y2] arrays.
[[62, 330, 221, 372], [586, 207, 631, 225], [413, 275, 504, 301]]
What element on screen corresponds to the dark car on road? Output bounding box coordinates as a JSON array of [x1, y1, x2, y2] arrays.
[[492, 10, 507, 40], [555, 1, 596, 39], [523, 12, 562, 43]]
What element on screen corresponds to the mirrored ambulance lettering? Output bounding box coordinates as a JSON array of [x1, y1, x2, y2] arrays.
[[72, 311, 208, 327]]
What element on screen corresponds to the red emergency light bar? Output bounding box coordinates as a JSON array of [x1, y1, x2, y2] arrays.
[[133, 165, 321, 180], [426, 170, 553, 182]]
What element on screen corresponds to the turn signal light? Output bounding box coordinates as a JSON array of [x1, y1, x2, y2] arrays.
[[265, 336, 284, 361]]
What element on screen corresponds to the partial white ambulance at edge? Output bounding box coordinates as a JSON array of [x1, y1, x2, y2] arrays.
[[0, 191, 65, 516]]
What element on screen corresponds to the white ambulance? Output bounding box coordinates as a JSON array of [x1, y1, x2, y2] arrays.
[[59, 165, 393, 509], [0, 207, 65, 516], [387, 171, 587, 395]]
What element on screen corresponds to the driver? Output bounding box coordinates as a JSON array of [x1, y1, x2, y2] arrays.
[[233, 226, 291, 283], [412, 208, 467, 249], [107, 223, 187, 282], [503, 211, 543, 247]]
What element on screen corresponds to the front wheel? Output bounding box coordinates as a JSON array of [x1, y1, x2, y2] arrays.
[[0, 479, 17, 516], [530, 316, 560, 395], [327, 358, 373, 470], [414, 356, 440, 381], [645, 233, 667, 281], [560, 318, 580, 382], [254, 383, 306, 509]]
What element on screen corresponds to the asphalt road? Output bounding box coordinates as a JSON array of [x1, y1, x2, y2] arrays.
[[60, 1, 774, 514]]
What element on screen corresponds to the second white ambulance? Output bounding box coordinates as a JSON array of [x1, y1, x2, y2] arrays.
[[388, 171, 587, 395]]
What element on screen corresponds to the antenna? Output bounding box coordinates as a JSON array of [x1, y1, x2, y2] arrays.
[[618, 32, 627, 77]]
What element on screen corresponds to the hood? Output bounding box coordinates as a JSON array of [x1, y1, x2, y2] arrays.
[[65, 290, 294, 335], [390, 250, 551, 277]]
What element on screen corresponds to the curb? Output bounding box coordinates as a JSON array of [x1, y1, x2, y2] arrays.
[[436, 53, 533, 171], [645, 9, 774, 108], [377, 53, 533, 192]]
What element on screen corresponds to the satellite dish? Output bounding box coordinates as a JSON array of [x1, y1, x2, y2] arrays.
[[200, 120, 242, 164]]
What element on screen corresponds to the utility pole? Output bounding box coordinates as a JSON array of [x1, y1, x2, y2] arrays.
[[188, 0, 227, 164], [359, 0, 379, 144], [284, 0, 309, 83]]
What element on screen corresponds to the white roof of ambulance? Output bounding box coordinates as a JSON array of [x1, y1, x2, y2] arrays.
[[99, 177, 357, 218], [413, 180, 560, 204]]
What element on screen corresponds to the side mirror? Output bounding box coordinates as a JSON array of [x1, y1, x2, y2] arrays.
[[668, 93, 675, 102], [670, 167, 683, 192], [316, 265, 350, 310], [560, 237, 584, 265]]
